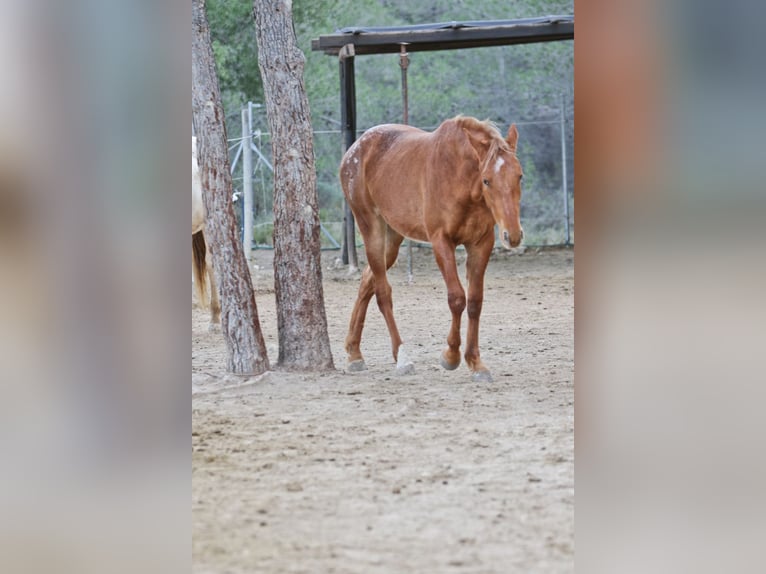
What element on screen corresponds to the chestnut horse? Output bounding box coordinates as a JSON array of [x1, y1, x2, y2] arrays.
[[340, 116, 524, 382], [192, 136, 220, 328]]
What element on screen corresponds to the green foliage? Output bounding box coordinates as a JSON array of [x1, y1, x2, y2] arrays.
[[207, 0, 574, 245], [207, 0, 262, 119]]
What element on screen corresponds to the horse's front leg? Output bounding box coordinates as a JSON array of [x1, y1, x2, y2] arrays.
[[432, 237, 465, 371], [464, 238, 495, 382]]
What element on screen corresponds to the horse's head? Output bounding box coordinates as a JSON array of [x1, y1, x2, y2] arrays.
[[464, 123, 524, 249]]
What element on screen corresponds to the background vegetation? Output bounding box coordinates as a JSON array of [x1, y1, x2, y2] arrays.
[[206, 0, 574, 246]]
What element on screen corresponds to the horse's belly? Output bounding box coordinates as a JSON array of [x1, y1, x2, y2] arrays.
[[192, 158, 206, 233], [392, 220, 429, 243], [374, 195, 428, 242], [192, 190, 206, 232]]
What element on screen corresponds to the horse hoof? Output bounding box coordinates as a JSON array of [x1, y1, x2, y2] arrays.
[[395, 362, 415, 376], [471, 370, 493, 383], [439, 355, 460, 371], [395, 345, 415, 375], [347, 359, 367, 372]]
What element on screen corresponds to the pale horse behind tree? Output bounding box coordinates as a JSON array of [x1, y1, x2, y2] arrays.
[[192, 136, 221, 329]]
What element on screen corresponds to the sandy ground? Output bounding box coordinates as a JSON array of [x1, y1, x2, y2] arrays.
[[192, 246, 573, 573]]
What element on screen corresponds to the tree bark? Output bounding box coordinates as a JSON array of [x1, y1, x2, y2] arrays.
[[253, 0, 334, 371], [192, 0, 269, 375]]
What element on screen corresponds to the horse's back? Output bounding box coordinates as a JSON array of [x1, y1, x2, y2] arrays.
[[340, 124, 432, 238], [343, 123, 425, 167]]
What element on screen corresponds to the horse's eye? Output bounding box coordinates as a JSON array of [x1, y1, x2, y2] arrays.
[[482, 178, 490, 186]]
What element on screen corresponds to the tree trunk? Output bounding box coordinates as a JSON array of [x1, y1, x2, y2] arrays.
[[192, 0, 269, 375], [253, 0, 335, 371]]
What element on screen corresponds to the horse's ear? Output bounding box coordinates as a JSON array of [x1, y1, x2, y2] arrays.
[[463, 128, 490, 161], [506, 123, 519, 151]]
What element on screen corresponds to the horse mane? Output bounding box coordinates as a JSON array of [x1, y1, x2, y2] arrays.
[[450, 115, 512, 158]]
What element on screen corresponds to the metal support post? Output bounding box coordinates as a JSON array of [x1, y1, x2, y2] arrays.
[[400, 43, 414, 283], [242, 107, 254, 260], [339, 44, 358, 271]]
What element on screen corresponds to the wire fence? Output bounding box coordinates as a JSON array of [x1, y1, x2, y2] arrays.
[[227, 102, 573, 250]]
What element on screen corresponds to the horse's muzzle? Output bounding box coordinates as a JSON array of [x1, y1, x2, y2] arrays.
[[502, 228, 524, 249]]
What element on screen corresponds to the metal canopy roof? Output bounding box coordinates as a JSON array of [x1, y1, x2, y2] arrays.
[[311, 15, 573, 55], [310, 16, 574, 266]]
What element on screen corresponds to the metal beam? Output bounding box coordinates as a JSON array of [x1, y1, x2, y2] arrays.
[[311, 17, 573, 56]]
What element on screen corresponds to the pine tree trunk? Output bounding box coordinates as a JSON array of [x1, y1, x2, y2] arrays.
[[192, 0, 269, 375], [253, 0, 335, 371]]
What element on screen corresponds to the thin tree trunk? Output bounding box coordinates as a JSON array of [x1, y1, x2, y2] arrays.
[[253, 0, 334, 371], [192, 0, 269, 375]]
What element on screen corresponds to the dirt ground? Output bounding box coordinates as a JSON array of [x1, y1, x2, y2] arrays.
[[192, 246, 573, 573]]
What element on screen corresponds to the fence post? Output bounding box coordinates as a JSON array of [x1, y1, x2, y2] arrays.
[[560, 93, 571, 246], [339, 44, 359, 271], [242, 106, 254, 260], [400, 43, 414, 283]]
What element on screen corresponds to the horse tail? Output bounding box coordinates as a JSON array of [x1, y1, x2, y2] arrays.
[[192, 230, 209, 309]]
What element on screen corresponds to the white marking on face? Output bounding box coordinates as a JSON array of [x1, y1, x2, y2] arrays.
[[494, 157, 505, 174]]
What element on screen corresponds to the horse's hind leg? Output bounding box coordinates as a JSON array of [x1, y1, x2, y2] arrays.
[[205, 235, 221, 330], [344, 266, 375, 371], [370, 227, 412, 374], [208, 265, 221, 329], [345, 222, 409, 373]]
